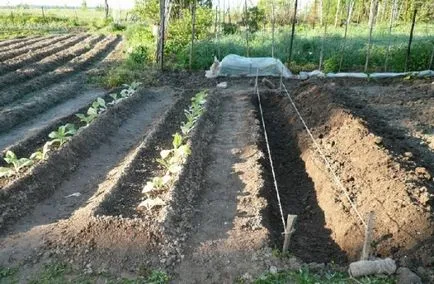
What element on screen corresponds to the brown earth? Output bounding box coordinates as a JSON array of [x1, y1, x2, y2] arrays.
[[0, 37, 432, 283]]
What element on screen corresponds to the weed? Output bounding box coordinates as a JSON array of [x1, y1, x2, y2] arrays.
[[146, 270, 169, 284]]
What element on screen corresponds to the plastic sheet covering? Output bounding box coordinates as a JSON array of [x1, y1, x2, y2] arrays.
[[205, 54, 292, 78]]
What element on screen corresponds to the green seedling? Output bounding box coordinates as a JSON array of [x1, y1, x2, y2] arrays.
[[0, 151, 33, 178], [108, 93, 125, 105], [137, 197, 165, 210], [30, 141, 52, 161], [92, 97, 106, 113], [48, 123, 77, 147]]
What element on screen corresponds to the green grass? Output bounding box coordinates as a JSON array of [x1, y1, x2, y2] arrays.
[[0, 262, 170, 284], [0, 7, 128, 39], [253, 267, 396, 284], [179, 23, 434, 72]]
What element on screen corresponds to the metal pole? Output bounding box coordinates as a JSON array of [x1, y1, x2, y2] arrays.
[[405, 9, 417, 72], [339, 0, 353, 72], [384, 0, 398, 71], [189, 0, 196, 71], [319, 0, 330, 70], [364, 0, 378, 73], [288, 0, 298, 66], [272, 0, 276, 58]]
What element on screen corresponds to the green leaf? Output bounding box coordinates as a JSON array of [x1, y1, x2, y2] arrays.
[[0, 167, 14, 178], [87, 107, 98, 116], [172, 133, 183, 149], [97, 97, 106, 108], [137, 197, 165, 210], [4, 151, 17, 164], [160, 149, 172, 160], [142, 181, 155, 194]]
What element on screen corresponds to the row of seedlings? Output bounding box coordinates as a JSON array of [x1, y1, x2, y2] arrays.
[[0, 82, 142, 180], [138, 91, 208, 210]]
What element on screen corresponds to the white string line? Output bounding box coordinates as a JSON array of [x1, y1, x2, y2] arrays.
[[254, 73, 287, 230], [280, 81, 367, 229]]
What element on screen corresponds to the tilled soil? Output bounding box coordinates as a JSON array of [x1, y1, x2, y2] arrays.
[[0, 35, 119, 107], [259, 93, 348, 264], [273, 79, 433, 267], [0, 88, 175, 280], [0, 34, 88, 76], [0, 35, 60, 61], [0, 35, 45, 53], [175, 87, 271, 283]]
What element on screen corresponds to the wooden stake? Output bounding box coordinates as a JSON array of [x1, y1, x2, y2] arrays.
[[361, 211, 375, 260], [282, 214, 297, 253]]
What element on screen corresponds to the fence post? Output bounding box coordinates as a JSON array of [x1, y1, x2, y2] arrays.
[[384, 0, 398, 71], [364, 0, 378, 73], [339, 0, 354, 72], [319, 0, 330, 71], [244, 0, 250, 57], [271, 0, 276, 58], [189, 0, 196, 71], [405, 9, 417, 72], [288, 0, 298, 66]]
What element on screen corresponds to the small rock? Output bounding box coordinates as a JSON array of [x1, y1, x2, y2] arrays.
[[262, 78, 276, 89], [404, 152, 413, 158], [374, 137, 383, 145], [397, 267, 422, 284], [269, 266, 278, 274]]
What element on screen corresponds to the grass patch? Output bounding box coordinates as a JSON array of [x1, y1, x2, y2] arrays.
[[253, 267, 396, 284]]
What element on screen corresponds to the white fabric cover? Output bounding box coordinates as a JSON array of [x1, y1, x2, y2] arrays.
[[205, 54, 292, 78]]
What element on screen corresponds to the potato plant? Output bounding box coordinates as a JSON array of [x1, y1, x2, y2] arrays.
[[138, 91, 208, 211]]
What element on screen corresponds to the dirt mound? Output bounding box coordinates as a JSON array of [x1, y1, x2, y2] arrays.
[[273, 82, 433, 261]]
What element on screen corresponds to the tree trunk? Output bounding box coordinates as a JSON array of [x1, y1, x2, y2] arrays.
[[364, 0, 378, 73]]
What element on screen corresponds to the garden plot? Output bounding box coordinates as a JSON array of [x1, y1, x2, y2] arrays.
[[0, 36, 39, 49], [0, 72, 432, 282], [0, 34, 101, 90], [0, 35, 61, 61], [0, 35, 119, 107], [0, 34, 89, 76], [0, 35, 44, 52], [260, 79, 433, 268]]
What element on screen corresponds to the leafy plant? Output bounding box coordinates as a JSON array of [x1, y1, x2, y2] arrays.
[[30, 141, 52, 161], [0, 151, 33, 178], [139, 91, 207, 211], [48, 123, 77, 147]]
